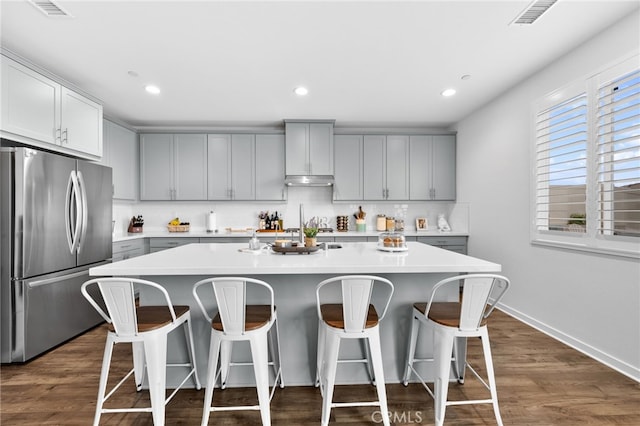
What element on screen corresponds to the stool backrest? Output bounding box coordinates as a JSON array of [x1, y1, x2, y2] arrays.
[[192, 277, 275, 335], [81, 277, 178, 336], [316, 275, 394, 333], [426, 274, 510, 331]]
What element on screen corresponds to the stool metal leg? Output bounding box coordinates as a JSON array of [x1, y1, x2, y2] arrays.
[[367, 330, 390, 426], [320, 329, 340, 426], [201, 332, 221, 426], [250, 331, 271, 426], [434, 328, 454, 426], [144, 333, 168, 426], [480, 328, 503, 426], [403, 313, 420, 385], [94, 334, 115, 426]]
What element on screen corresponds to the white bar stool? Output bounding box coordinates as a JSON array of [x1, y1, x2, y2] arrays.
[[403, 274, 510, 426], [192, 277, 284, 426], [81, 277, 201, 426], [315, 275, 394, 426]]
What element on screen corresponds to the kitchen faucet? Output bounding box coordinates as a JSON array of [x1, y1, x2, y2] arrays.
[[299, 204, 305, 245]]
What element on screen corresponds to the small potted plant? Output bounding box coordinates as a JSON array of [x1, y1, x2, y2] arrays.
[[304, 227, 319, 247]]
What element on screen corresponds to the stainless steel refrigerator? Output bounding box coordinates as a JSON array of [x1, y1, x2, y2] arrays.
[[1, 146, 112, 363]]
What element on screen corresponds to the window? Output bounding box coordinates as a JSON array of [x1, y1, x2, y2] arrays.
[[532, 55, 639, 258]]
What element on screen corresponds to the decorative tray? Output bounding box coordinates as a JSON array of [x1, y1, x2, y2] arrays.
[[376, 244, 409, 252], [271, 245, 321, 255]]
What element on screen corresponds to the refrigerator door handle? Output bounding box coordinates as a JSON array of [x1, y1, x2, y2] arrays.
[[76, 171, 88, 254], [64, 170, 82, 254], [27, 269, 89, 288]]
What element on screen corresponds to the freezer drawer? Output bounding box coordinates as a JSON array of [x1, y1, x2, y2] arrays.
[[8, 267, 104, 362]]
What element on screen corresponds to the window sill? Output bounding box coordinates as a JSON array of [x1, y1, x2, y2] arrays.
[[531, 238, 640, 259]]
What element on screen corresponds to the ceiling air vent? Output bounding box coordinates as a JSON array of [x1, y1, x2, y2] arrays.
[[510, 0, 557, 25], [28, 0, 72, 17]]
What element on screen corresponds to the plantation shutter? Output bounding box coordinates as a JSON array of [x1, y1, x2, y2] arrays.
[[596, 69, 640, 237], [535, 94, 588, 233]]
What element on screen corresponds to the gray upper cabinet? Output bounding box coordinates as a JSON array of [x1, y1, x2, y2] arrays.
[[207, 134, 255, 200], [255, 134, 286, 201], [1, 56, 103, 159], [285, 120, 334, 175], [409, 135, 456, 200], [333, 135, 363, 200], [102, 120, 137, 200], [140, 133, 207, 200], [363, 135, 409, 200]]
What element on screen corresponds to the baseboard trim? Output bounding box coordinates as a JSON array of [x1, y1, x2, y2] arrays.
[[497, 303, 640, 383]]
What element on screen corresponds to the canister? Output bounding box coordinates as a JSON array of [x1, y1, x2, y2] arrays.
[[376, 214, 386, 231], [386, 217, 395, 231]]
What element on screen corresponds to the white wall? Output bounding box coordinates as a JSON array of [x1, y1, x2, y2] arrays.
[[455, 11, 640, 381]]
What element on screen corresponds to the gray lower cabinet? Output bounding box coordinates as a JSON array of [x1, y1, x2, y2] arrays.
[[112, 239, 147, 261], [148, 237, 199, 253], [416, 236, 467, 254], [200, 237, 241, 243], [333, 236, 377, 242]]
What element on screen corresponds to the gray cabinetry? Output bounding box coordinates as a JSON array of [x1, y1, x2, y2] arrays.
[[255, 134, 286, 201], [285, 120, 334, 176], [333, 135, 363, 201], [102, 120, 137, 200], [148, 237, 199, 253], [410, 135, 456, 200], [416, 236, 467, 254], [112, 239, 146, 262], [140, 133, 207, 200], [207, 134, 255, 200], [363, 135, 409, 200]]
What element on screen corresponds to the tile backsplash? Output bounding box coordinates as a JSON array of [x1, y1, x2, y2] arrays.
[[113, 187, 468, 235]]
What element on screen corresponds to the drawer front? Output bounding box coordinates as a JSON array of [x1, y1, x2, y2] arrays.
[[334, 236, 377, 242], [416, 236, 467, 247], [112, 239, 145, 254], [149, 238, 199, 249], [200, 238, 241, 243]]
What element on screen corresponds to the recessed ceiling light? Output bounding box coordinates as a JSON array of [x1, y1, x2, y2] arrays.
[[128, 70, 139, 78], [294, 86, 308, 96], [441, 88, 456, 97], [145, 85, 160, 95]]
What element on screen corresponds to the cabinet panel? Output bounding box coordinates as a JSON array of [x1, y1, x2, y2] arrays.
[[334, 135, 363, 200], [231, 134, 255, 200], [309, 123, 334, 175], [363, 135, 386, 200], [60, 88, 102, 157], [385, 135, 409, 200], [417, 236, 467, 254], [175, 134, 207, 200], [207, 134, 232, 200], [140, 134, 174, 200], [1, 58, 59, 144], [409, 135, 431, 200], [103, 120, 137, 200], [256, 134, 286, 201], [285, 123, 308, 175], [148, 237, 199, 253], [432, 135, 456, 200]]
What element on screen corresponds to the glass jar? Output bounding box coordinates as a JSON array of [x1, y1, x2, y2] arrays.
[[386, 217, 395, 231], [376, 214, 386, 231]]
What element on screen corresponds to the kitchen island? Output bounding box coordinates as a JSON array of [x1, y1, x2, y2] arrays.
[[90, 242, 501, 387]]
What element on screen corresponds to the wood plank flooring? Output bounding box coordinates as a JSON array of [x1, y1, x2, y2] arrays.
[[1, 310, 639, 425]]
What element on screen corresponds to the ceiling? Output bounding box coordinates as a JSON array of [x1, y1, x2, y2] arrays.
[[1, 0, 638, 130]]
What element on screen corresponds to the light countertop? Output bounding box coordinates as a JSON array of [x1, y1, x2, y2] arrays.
[[112, 229, 469, 242], [92, 241, 498, 276]]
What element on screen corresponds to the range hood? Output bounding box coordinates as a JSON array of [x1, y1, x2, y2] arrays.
[[284, 175, 334, 187]]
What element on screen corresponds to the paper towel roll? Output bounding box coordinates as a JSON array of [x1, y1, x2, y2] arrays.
[[206, 211, 217, 232]]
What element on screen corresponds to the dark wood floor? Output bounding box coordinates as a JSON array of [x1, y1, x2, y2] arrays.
[[1, 310, 639, 425]]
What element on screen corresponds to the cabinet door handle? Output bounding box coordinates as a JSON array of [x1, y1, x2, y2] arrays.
[[55, 128, 61, 144], [62, 128, 68, 144]]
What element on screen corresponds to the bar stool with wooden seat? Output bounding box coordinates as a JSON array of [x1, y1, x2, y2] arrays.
[[81, 277, 201, 426], [402, 274, 510, 426], [192, 277, 284, 426], [315, 275, 394, 426]]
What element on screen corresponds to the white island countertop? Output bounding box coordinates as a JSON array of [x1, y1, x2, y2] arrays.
[[92, 242, 499, 276]]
